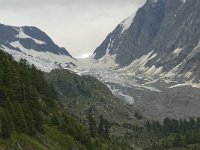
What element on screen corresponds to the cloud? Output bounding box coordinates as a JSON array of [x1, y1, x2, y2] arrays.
[[0, 0, 146, 58]]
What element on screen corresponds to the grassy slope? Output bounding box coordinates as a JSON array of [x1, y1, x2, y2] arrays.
[[0, 125, 82, 150]]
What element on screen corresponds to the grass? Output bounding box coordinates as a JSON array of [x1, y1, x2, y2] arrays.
[[0, 125, 84, 150]]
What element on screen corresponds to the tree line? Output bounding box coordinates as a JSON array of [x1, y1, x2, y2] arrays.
[[88, 114, 110, 139], [147, 117, 200, 149]]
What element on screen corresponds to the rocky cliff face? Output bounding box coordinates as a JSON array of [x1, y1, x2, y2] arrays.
[[93, 0, 200, 83]]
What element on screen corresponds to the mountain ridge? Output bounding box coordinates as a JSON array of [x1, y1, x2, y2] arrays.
[[91, 0, 200, 85], [0, 23, 78, 72]]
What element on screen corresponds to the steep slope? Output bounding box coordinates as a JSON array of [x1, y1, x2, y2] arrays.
[[0, 49, 122, 150], [92, 0, 200, 84], [45, 69, 142, 124], [0, 24, 77, 72]]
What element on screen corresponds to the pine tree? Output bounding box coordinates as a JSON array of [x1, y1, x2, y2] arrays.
[[32, 108, 43, 133], [104, 119, 110, 138], [98, 115, 110, 138], [156, 121, 162, 131], [23, 104, 35, 135], [190, 117, 196, 129], [88, 114, 97, 138], [50, 114, 60, 126], [146, 121, 151, 131], [98, 115, 104, 136], [163, 117, 172, 134], [14, 105, 28, 134], [197, 118, 200, 129], [1, 109, 14, 138]]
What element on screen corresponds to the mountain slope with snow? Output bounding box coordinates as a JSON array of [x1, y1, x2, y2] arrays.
[[73, 0, 200, 120], [90, 0, 200, 86], [0, 23, 78, 72]]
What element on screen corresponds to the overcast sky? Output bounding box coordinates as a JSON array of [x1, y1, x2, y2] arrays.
[[0, 0, 146, 58]]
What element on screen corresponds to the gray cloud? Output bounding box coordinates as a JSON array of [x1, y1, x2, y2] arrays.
[[0, 0, 146, 58]]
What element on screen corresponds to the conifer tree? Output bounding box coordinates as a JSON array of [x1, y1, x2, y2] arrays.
[[104, 119, 110, 138], [88, 114, 97, 138], [98, 115, 104, 136], [197, 118, 200, 129], [1, 109, 14, 138], [98, 115, 110, 138], [32, 108, 43, 133], [14, 105, 28, 134], [146, 121, 151, 131], [23, 104, 35, 135]]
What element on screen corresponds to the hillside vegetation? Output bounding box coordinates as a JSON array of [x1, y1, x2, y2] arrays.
[[45, 69, 140, 124], [0, 50, 121, 150]]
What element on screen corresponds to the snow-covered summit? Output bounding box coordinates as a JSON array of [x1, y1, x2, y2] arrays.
[[0, 23, 77, 72]]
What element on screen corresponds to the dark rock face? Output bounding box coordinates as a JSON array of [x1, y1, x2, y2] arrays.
[[94, 33, 111, 59], [0, 24, 18, 44], [93, 0, 200, 81], [0, 24, 71, 56], [114, 0, 165, 66]]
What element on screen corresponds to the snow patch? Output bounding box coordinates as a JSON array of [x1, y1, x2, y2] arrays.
[[120, 14, 135, 33], [150, 0, 159, 7], [184, 71, 193, 78], [118, 50, 160, 77], [107, 85, 135, 105], [186, 41, 200, 60], [169, 79, 200, 89], [146, 66, 163, 76], [16, 28, 46, 45], [1, 43, 78, 72], [181, 0, 187, 3], [164, 63, 182, 78], [172, 48, 182, 56], [151, 0, 158, 3]]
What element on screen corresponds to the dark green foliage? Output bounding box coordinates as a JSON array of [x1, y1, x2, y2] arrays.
[[88, 114, 97, 137], [145, 117, 200, 149], [98, 115, 110, 138], [0, 50, 51, 136], [116, 117, 200, 150], [98, 115, 104, 136], [0, 50, 118, 149], [146, 121, 151, 131], [14, 105, 28, 134], [0, 109, 14, 138], [104, 119, 110, 138], [50, 114, 60, 126], [23, 104, 35, 135]]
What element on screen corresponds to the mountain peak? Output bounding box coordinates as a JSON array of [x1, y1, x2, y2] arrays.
[[91, 0, 200, 83], [0, 23, 78, 72]]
